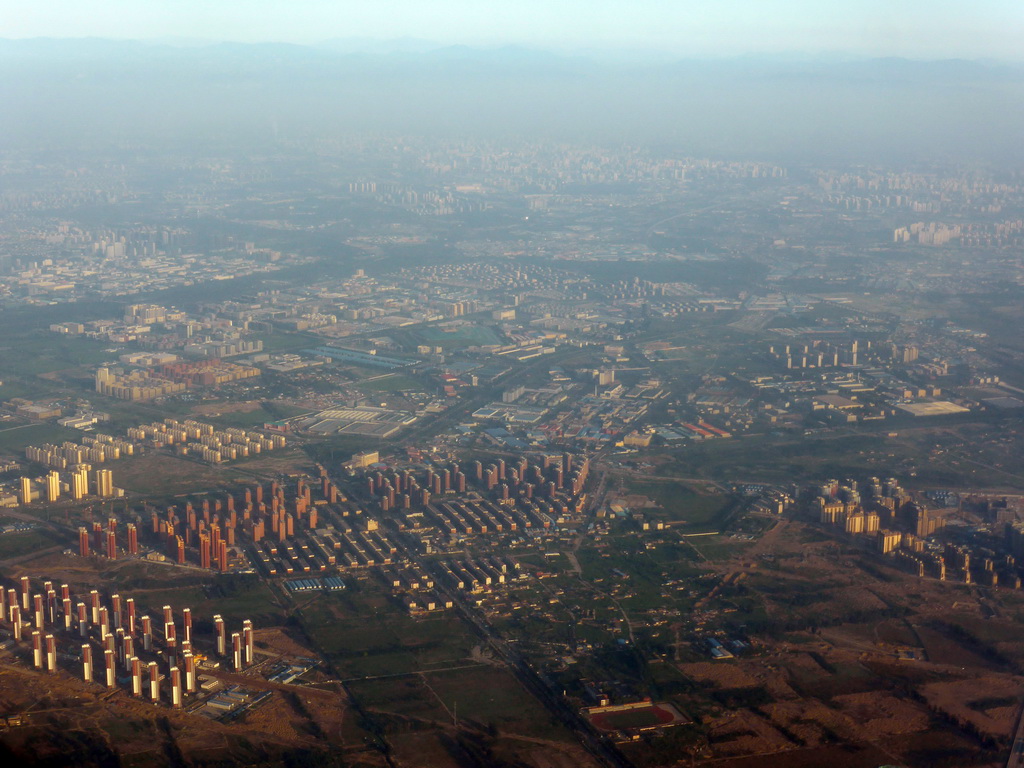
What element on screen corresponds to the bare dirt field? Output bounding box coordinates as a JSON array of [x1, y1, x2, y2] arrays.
[[675, 519, 1023, 766]]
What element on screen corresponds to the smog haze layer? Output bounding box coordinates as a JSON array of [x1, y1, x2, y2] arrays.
[[1, 38, 1022, 164]]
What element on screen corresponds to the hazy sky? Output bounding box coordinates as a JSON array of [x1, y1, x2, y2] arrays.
[[4, 0, 1023, 59]]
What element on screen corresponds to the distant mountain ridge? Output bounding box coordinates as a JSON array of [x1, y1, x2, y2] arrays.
[[0, 36, 1020, 79], [0, 38, 1021, 163]]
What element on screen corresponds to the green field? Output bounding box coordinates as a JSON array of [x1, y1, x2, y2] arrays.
[[0, 528, 60, 559], [117, 577, 283, 626], [301, 586, 478, 678], [623, 478, 736, 530], [576, 537, 701, 617], [410, 325, 501, 350], [349, 664, 576, 742], [642, 428, 1016, 489], [347, 674, 451, 721], [357, 374, 423, 393], [424, 665, 572, 739], [0, 381, 42, 400], [0, 422, 81, 454], [687, 534, 756, 561], [252, 331, 322, 353], [0, 332, 115, 377], [112, 453, 252, 497], [205, 402, 309, 429]]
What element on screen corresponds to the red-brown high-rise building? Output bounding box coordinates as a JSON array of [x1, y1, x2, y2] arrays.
[[32, 631, 43, 668], [115, 627, 126, 666], [79, 527, 90, 557], [20, 577, 30, 611], [217, 540, 228, 572], [170, 666, 182, 708], [126, 523, 138, 555], [148, 661, 159, 702], [104, 649, 115, 687], [243, 619, 254, 665], [199, 533, 211, 569], [123, 634, 134, 668], [131, 656, 142, 696], [11, 605, 21, 640], [183, 652, 196, 693], [214, 615, 226, 656], [82, 644, 93, 682], [106, 529, 117, 559], [111, 594, 122, 629]]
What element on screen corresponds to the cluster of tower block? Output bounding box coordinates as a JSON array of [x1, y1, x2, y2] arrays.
[[78, 518, 139, 559], [1, 576, 254, 708], [365, 453, 589, 512], [148, 480, 324, 568]]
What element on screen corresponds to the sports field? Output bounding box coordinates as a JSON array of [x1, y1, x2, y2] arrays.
[[587, 701, 688, 732]]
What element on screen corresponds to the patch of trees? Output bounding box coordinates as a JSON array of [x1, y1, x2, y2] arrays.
[[737, 604, 909, 638], [903, 686, 1009, 755], [711, 686, 773, 709], [927, 619, 1018, 673]]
